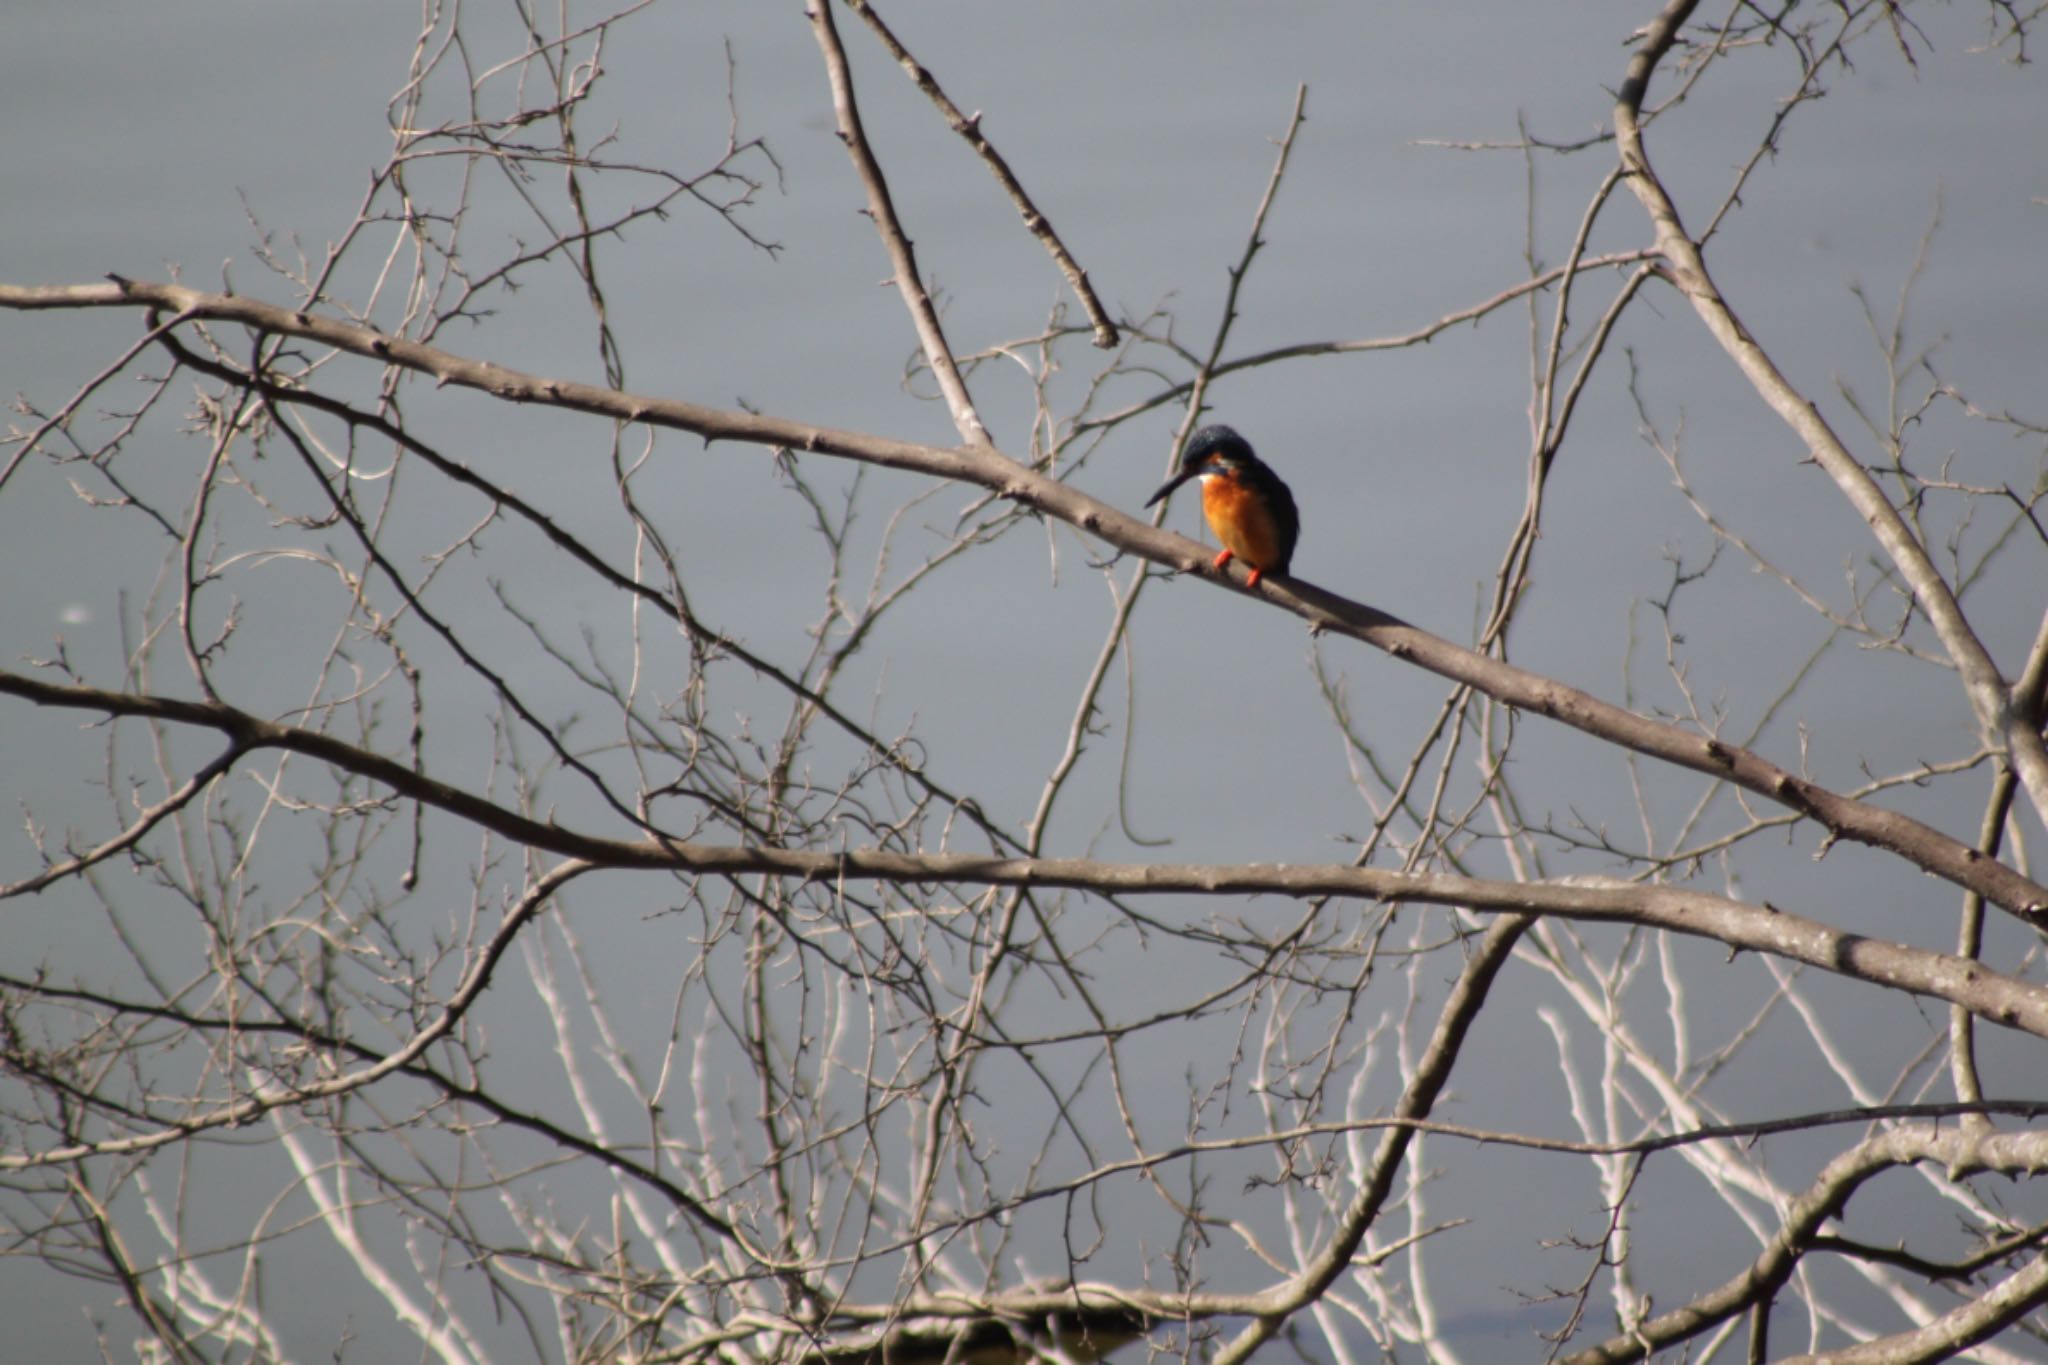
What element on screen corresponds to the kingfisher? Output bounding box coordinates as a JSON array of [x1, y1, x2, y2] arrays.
[[1144, 425, 1300, 588]]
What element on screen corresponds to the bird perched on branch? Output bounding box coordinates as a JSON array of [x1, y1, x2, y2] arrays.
[[1144, 425, 1299, 588]]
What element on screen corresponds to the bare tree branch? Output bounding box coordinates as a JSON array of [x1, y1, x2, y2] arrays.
[[1613, 0, 2048, 833], [5, 280, 2041, 922], [806, 0, 991, 446], [843, 0, 1118, 349]]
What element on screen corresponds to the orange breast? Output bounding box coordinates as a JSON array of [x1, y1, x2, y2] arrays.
[[1200, 473, 1287, 569]]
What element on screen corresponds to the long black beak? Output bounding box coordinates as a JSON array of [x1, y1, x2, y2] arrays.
[[1144, 468, 1195, 508]]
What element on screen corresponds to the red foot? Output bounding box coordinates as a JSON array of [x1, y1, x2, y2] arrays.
[[1211, 547, 1266, 588]]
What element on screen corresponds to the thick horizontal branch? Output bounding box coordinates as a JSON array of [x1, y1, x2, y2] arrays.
[[5, 668, 2047, 1042], [4, 278, 2044, 923]]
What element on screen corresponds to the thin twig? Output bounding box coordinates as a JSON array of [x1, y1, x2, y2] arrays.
[[843, 0, 1118, 348], [806, 0, 991, 446]]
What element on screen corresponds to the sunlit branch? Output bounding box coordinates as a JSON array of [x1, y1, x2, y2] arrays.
[[1563, 1123, 2048, 1365], [2, 279, 2039, 923], [1612, 0, 2048, 833]]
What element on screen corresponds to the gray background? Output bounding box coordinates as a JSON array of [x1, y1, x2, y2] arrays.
[[4, 1, 2045, 1358]]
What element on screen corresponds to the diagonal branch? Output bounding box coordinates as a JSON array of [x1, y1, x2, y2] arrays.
[[1612, 0, 2048, 834], [806, 0, 991, 446], [843, 0, 1117, 348], [1772, 1250, 2048, 1365], [4, 743, 243, 899], [1214, 914, 1531, 1363], [3, 278, 2043, 921], [1563, 1124, 2048, 1364]]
